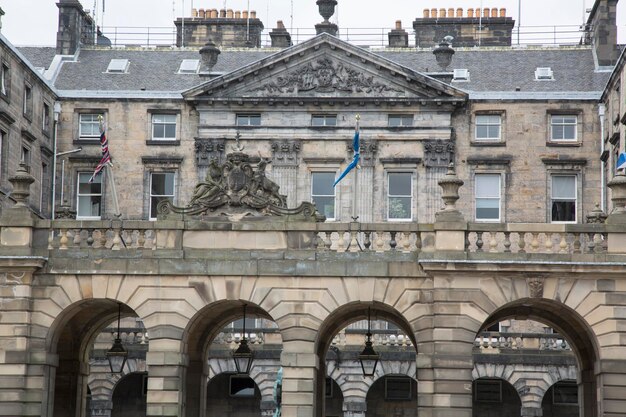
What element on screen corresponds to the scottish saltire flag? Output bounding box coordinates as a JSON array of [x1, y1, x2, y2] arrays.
[[617, 152, 626, 171], [89, 118, 111, 183], [333, 124, 360, 187]]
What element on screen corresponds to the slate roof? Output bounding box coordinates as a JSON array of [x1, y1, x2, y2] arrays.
[[16, 46, 57, 70], [19, 39, 611, 96]]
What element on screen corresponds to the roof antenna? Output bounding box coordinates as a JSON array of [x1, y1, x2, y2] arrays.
[[290, 0, 293, 34]]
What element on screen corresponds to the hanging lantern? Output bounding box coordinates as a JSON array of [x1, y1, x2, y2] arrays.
[[232, 304, 254, 374], [106, 303, 128, 373], [358, 307, 380, 377]]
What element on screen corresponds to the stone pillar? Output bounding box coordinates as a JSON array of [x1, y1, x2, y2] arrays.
[[356, 140, 377, 222], [423, 140, 455, 223], [271, 140, 301, 208], [342, 400, 366, 417], [521, 406, 543, 416], [281, 340, 317, 417], [145, 339, 186, 417]]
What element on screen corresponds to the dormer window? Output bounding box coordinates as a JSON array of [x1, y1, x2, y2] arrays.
[[106, 59, 129, 73], [178, 59, 200, 74], [535, 67, 554, 80], [453, 69, 470, 81]]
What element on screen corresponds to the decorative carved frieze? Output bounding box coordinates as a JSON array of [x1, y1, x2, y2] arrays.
[[251, 58, 403, 96], [271, 140, 301, 167], [345, 140, 378, 167], [195, 138, 225, 166], [423, 139, 455, 168], [526, 276, 545, 298]]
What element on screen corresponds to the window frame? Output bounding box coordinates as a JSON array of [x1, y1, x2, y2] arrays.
[[474, 379, 503, 403], [384, 377, 412, 401], [0, 61, 9, 101], [151, 113, 178, 141], [236, 113, 261, 127], [311, 171, 337, 221], [387, 171, 413, 221], [23, 82, 33, 120], [76, 172, 103, 220], [550, 114, 578, 142], [78, 113, 103, 139], [42, 101, 51, 135], [552, 381, 578, 405], [474, 114, 502, 142], [311, 114, 337, 127], [474, 173, 502, 222], [21, 145, 31, 167], [388, 114, 414, 127], [550, 174, 577, 224], [149, 171, 176, 220]]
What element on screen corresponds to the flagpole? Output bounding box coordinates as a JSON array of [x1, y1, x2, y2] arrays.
[[352, 114, 360, 221], [106, 163, 121, 218]]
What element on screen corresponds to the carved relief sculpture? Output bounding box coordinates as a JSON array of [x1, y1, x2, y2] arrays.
[[526, 276, 545, 298], [424, 139, 455, 168]]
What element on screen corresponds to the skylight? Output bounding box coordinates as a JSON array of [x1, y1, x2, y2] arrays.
[[453, 68, 470, 81], [535, 67, 554, 80], [178, 59, 200, 74], [106, 59, 129, 73]]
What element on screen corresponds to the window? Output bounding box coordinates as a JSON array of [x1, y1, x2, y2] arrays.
[[453, 68, 470, 81], [475, 174, 501, 221], [178, 59, 200, 74], [387, 172, 412, 220], [552, 381, 578, 405], [475, 115, 501, 141], [21, 146, 31, 167], [230, 317, 258, 331], [151, 114, 177, 140], [23, 84, 32, 119], [42, 102, 51, 133], [311, 172, 336, 220], [388, 114, 413, 127], [79, 113, 102, 138], [311, 114, 337, 126], [550, 115, 577, 141], [106, 59, 129, 73], [229, 376, 256, 398], [474, 379, 502, 402], [535, 67, 554, 80], [77, 172, 102, 219], [236, 113, 261, 126], [325, 378, 334, 398], [385, 377, 412, 400], [551, 175, 576, 223], [40, 162, 48, 212], [0, 62, 8, 98], [149, 172, 175, 220]]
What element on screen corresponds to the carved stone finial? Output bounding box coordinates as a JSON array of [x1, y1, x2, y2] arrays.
[[316, 0, 337, 23], [526, 276, 545, 298], [233, 131, 245, 152], [199, 40, 221, 73], [433, 36, 455, 70], [606, 173, 626, 224], [8, 163, 35, 208], [586, 203, 607, 224]]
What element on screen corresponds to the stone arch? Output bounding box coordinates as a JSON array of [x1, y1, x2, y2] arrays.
[[315, 301, 417, 417], [473, 377, 522, 417], [87, 359, 146, 416], [182, 300, 280, 417], [365, 374, 418, 417], [207, 358, 278, 403], [477, 298, 599, 417]]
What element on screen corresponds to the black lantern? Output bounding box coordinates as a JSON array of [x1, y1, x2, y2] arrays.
[[232, 304, 254, 375], [358, 307, 380, 377], [106, 303, 128, 373]]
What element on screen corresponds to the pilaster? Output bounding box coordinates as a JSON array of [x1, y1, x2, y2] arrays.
[[271, 140, 301, 208], [145, 342, 186, 417]]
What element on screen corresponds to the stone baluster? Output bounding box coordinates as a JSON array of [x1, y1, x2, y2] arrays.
[[475, 232, 484, 252], [559, 233, 568, 253], [503, 232, 511, 253], [324, 232, 332, 251], [363, 231, 372, 250], [389, 231, 397, 250], [530, 233, 539, 252], [489, 232, 498, 252], [48, 231, 55, 250], [401, 232, 411, 253], [316, 232, 327, 251], [73, 229, 82, 247], [138, 230, 146, 248], [518, 232, 526, 253], [415, 232, 422, 252], [375, 231, 385, 252], [587, 232, 596, 253], [336, 232, 346, 252], [573, 233, 582, 253], [59, 229, 69, 250], [544, 233, 553, 252], [348, 230, 359, 253]]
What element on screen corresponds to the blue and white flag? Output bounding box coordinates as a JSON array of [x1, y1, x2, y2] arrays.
[[333, 121, 360, 187], [617, 152, 626, 171]]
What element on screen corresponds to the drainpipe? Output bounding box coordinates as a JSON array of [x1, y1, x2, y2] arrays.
[[51, 102, 61, 220], [599, 103, 606, 211]]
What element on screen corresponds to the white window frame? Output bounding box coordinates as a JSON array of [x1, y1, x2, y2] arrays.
[[550, 174, 577, 223], [149, 172, 175, 220], [387, 172, 413, 221], [236, 113, 261, 126], [311, 171, 336, 221], [79, 113, 102, 138], [550, 115, 578, 142], [475, 114, 502, 141], [23, 83, 32, 119], [388, 114, 413, 127], [474, 173, 502, 222], [76, 172, 102, 220], [151, 114, 177, 141], [311, 114, 337, 127], [42, 102, 51, 133], [0, 62, 8, 97]]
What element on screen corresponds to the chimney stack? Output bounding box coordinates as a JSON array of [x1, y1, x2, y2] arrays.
[[585, 0, 619, 66], [388, 20, 409, 48], [56, 0, 96, 55], [270, 20, 292, 48]]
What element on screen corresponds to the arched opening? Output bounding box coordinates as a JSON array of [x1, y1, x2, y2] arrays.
[[477, 299, 598, 417], [111, 372, 148, 417], [182, 300, 281, 417], [324, 377, 343, 417], [315, 302, 417, 417], [206, 373, 261, 417], [542, 380, 579, 417], [366, 375, 417, 417], [472, 378, 521, 417], [45, 299, 142, 417]]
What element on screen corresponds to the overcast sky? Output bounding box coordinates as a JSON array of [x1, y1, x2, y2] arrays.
[[2, 0, 626, 46]]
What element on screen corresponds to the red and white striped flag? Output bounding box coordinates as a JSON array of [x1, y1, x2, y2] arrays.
[[89, 117, 111, 183]]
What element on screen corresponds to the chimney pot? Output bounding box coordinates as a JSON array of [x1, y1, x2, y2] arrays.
[[500, 8, 506, 17], [192, 8, 198, 18], [456, 8, 463, 18], [491, 8, 497, 18], [439, 8, 446, 18], [210, 9, 218, 18], [220, 9, 226, 18], [448, 8, 454, 18], [467, 8, 474, 17], [395, 20, 402, 30], [199, 8, 205, 18], [226, 9, 233, 18], [483, 8, 489, 18], [235, 10, 241, 18], [431, 8, 437, 18], [242, 10, 248, 19], [277, 20, 285, 29], [250, 10, 256, 19], [423, 8, 430, 18]]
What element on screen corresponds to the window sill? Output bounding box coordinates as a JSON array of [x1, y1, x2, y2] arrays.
[[470, 141, 506, 147], [546, 141, 581, 147], [235, 125, 261, 128], [146, 140, 180, 146], [73, 139, 101, 145], [310, 126, 338, 129]]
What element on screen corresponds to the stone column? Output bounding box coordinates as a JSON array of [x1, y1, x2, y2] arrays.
[[281, 340, 317, 417], [89, 399, 113, 417], [521, 406, 543, 417], [342, 399, 366, 417], [271, 140, 301, 208], [356, 141, 377, 222], [145, 339, 186, 417]]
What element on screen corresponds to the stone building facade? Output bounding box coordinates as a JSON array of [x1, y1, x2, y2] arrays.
[[1, 1, 626, 417]]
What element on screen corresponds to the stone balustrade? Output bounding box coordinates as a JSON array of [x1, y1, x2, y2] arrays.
[[474, 331, 571, 351]]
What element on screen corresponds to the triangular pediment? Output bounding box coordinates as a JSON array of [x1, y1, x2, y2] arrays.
[[184, 33, 467, 102]]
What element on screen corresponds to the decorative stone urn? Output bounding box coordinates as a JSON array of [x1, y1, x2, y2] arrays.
[[8, 163, 35, 208], [316, 0, 337, 23], [608, 173, 626, 214], [435, 163, 465, 222], [199, 41, 220, 72], [433, 36, 455, 70]]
